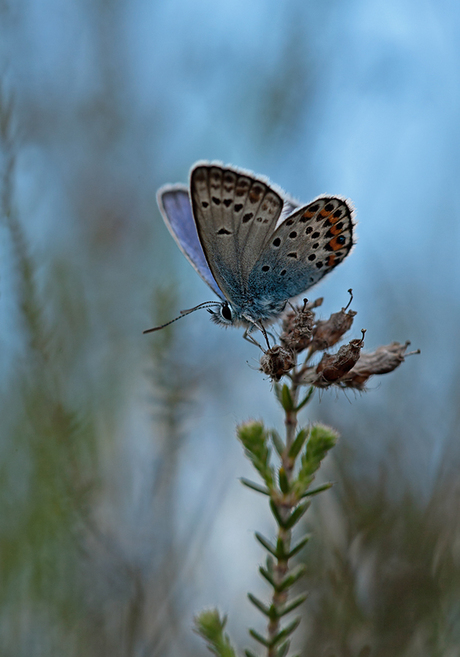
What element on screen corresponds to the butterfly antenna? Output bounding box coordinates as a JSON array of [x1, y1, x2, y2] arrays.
[[179, 300, 222, 314], [143, 301, 221, 334]]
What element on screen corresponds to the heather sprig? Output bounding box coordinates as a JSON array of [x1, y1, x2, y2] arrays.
[[195, 293, 418, 656]]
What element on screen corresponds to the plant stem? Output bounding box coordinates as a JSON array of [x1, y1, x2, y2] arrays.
[[284, 381, 299, 452], [266, 379, 300, 656]]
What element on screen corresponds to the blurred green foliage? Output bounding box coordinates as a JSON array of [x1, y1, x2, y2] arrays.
[[1, 1, 460, 656], [300, 442, 460, 656]]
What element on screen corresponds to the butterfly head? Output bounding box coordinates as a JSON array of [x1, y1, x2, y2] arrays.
[[208, 301, 239, 327], [207, 298, 288, 334]]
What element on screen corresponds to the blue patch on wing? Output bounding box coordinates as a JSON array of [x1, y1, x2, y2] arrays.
[[158, 186, 224, 300]]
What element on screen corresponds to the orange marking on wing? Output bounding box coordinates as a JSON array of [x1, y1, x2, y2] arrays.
[[328, 236, 344, 251], [327, 255, 336, 267], [329, 224, 342, 235], [320, 208, 331, 217], [302, 209, 315, 219]]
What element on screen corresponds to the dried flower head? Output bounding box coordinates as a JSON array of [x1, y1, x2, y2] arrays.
[[260, 345, 296, 382], [258, 291, 418, 389], [280, 299, 315, 353], [309, 289, 356, 354], [315, 331, 366, 387], [339, 341, 420, 389]]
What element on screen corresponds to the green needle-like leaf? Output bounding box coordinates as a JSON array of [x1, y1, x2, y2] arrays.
[[240, 478, 271, 495], [265, 554, 275, 574], [280, 384, 294, 411], [270, 617, 301, 645], [287, 534, 310, 559], [295, 386, 314, 411], [274, 382, 283, 406], [301, 482, 333, 498], [276, 536, 287, 560], [270, 430, 285, 457], [255, 532, 277, 557], [269, 499, 285, 527], [247, 593, 271, 617], [259, 565, 276, 588], [275, 640, 291, 657], [288, 427, 309, 459], [278, 594, 308, 617], [278, 467, 290, 494], [278, 564, 307, 591], [249, 629, 270, 647], [283, 500, 310, 530]]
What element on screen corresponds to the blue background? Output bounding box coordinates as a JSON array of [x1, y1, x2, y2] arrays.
[[1, 0, 459, 654]]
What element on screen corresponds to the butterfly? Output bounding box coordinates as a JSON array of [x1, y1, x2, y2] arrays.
[[145, 162, 355, 345]]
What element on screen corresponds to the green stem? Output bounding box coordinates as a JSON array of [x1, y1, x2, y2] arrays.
[[266, 379, 300, 656]]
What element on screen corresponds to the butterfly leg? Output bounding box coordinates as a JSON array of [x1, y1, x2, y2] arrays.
[[243, 328, 265, 350], [242, 321, 271, 350], [266, 330, 277, 344], [258, 323, 272, 350]]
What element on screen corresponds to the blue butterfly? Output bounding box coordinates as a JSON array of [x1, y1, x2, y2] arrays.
[[145, 162, 355, 343]]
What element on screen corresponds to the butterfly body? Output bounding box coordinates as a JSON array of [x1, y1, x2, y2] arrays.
[[155, 162, 355, 337]]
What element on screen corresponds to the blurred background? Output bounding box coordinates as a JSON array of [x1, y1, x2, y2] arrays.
[[1, 0, 460, 655]]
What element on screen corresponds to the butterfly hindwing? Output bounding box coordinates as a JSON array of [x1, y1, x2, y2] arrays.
[[247, 196, 354, 303]]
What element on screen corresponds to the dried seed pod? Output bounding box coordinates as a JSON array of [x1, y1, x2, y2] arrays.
[[309, 290, 356, 353], [315, 331, 365, 387], [280, 299, 315, 353], [260, 345, 296, 382], [340, 341, 419, 389]]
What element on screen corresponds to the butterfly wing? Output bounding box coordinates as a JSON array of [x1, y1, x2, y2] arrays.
[[247, 196, 355, 303], [157, 184, 224, 299], [190, 163, 285, 305], [278, 197, 300, 224]]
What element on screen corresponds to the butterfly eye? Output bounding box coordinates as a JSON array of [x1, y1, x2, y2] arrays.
[[221, 303, 233, 322]]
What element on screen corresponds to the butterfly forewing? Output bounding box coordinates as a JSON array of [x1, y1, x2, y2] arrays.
[[247, 196, 354, 303], [233, 178, 284, 278], [190, 164, 284, 302]]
